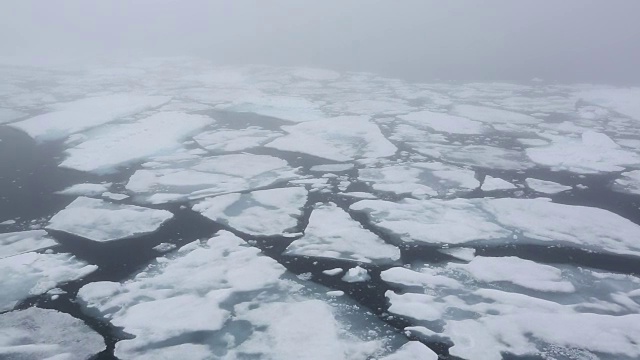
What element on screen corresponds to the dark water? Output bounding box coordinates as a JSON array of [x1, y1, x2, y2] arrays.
[[2, 113, 640, 360]]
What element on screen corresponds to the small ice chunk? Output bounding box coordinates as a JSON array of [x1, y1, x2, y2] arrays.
[[102, 192, 130, 201], [56, 182, 112, 196], [0, 307, 105, 359], [193, 187, 307, 237], [342, 266, 371, 283], [378, 341, 438, 360], [0, 251, 97, 311], [153, 243, 176, 253], [481, 176, 517, 191], [322, 268, 344, 276], [0, 230, 58, 259], [309, 163, 355, 172], [47, 197, 173, 242], [0, 219, 16, 225], [525, 178, 572, 194], [338, 192, 377, 199], [285, 203, 400, 264], [438, 247, 476, 262], [327, 290, 345, 297]]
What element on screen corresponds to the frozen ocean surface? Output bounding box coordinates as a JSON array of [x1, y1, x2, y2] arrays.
[[1, 58, 639, 359]]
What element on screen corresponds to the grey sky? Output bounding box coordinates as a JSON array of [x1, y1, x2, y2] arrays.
[[1, 0, 639, 84]]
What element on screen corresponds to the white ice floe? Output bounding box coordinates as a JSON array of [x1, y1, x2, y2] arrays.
[[481, 175, 517, 191], [193, 127, 282, 152], [126, 153, 300, 204], [0, 230, 57, 259], [0, 307, 105, 360], [413, 143, 535, 170], [452, 104, 540, 125], [102, 192, 130, 201], [220, 95, 327, 123], [152, 243, 176, 253], [59, 112, 213, 173], [309, 163, 355, 172], [526, 131, 640, 173], [437, 247, 476, 262], [352, 197, 640, 256], [376, 341, 438, 360], [193, 187, 308, 237], [56, 182, 112, 196], [338, 191, 377, 199], [323, 268, 344, 276], [358, 162, 479, 197], [77, 230, 410, 359], [578, 87, 640, 121], [612, 170, 640, 195], [0, 108, 26, 124], [265, 116, 397, 161], [398, 110, 485, 134], [47, 197, 173, 242], [10, 94, 170, 141], [382, 258, 640, 360], [284, 203, 400, 264], [342, 266, 371, 283], [0, 251, 96, 311], [525, 178, 572, 194]]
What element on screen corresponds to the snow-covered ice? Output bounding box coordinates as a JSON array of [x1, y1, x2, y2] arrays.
[[266, 116, 397, 161], [284, 203, 400, 264], [47, 197, 173, 242], [193, 126, 282, 152], [612, 170, 640, 195], [481, 175, 517, 191], [0, 230, 57, 259], [0, 307, 105, 360], [102, 191, 130, 201], [525, 178, 572, 194], [10, 94, 170, 141], [398, 110, 485, 134], [309, 163, 355, 172], [56, 182, 111, 196], [0, 251, 97, 311], [193, 187, 308, 237], [342, 266, 371, 283]]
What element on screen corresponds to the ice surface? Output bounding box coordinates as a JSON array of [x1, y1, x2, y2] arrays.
[[358, 162, 479, 197], [526, 131, 640, 173], [382, 259, 640, 360], [612, 170, 640, 195], [452, 104, 540, 125], [152, 243, 176, 253], [323, 268, 344, 276], [193, 187, 308, 237], [398, 110, 485, 134], [377, 341, 438, 360], [342, 266, 371, 283], [56, 183, 111, 196], [0, 230, 57, 259], [193, 127, 282, 152], [220, 95, 328, 123], [438, 247, 476, 262], [0, 108, 26, 124], [481, 175, 517, 191], [412, 143, 535, 170], [525, 178, 572, 194], [59, 112, 213, 173], [578, 87, 640, 121], [101, 192, 129, 201], [77, 230, 406, 359], [10, 94, 170, 141], [352, 197, 640, 256], [0, 251, 97, 311], [0, 307, 105, 360], [309, 163, 355, 172], [265, 116, 397, 161], [47, 197, 173, 242], [126, 153, 300, 204], [284, 203, 400, 264]]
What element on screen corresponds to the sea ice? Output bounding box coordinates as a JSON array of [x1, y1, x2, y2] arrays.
[[59, 112, 213, 173], [612, 170, 640, 195], [412, 143, 535, 170], [102, 192, 130, 201], [0, 230, 57, 259], [452, 104, 540, 125], [56, 182, 112, 196], [0, 251, 97, 311], [284, 203, 400, 264], [265, 115, 397, 161], [481, 176, 517, 191], [0, 307, 105, 360], [525, 178, 572, 194], [0, 107, 26, 124], [398, 110, 485, 134], [309, 163, 355, 172], [376, 341, 438, 360], [47, 197, 173, 242], [193, 187, 308, 237], [10, 94, 170, 141], [193, 127, 282, 152], [342, 266, 371, 283], [220, 95, 327, 123]]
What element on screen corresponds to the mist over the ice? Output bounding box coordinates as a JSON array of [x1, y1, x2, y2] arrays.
[[2, 0, 640, 84]]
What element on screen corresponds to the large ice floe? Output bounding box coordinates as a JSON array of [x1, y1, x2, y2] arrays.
[[47, 197, 173, 242], [0, 230, 57, 259], [77, 230, 424, 359], [284, 203, 400, 264], [193, 126, 282, 152], [265, 115, 397, 161], [0, 251, 97, 311], [0, 307, 105, 360], [382, 256, 640, 360], [193, 187, 308, 237]]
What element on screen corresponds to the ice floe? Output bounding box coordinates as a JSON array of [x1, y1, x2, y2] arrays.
[[284, 203, 400, 264], [47, 197, 173, 242], [193, 187, 308, 237], [56, 182, 112, 196], [1, 251, 97, 311], [0, 307, 105, 360], [525, 178, 572, 194], [481, 175, 517, 191], [612, 170, 640, 195], [309, 163, 355, 172], [10, 94, 170, 141], [59, 112, 213, 173], [219, 95, 327, 123], [193, 126, 282, 152], [342, 266, 371, 283], [265, 115, 397, 161], [0, 230, 57, 259], [398, 110, 485, 134]]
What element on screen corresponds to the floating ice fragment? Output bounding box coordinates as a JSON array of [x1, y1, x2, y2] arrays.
[[525, 178, 572, 194], [481, 176, 517, 191], [56, 183, 112, 196], [0, 230, 57, 259], [342, 266, 371, 283]]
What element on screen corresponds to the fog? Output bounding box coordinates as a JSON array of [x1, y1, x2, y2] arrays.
[[2, 0, 640, 84]]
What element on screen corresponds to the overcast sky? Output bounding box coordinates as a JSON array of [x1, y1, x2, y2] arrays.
[[1, 0, 639, 84]]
